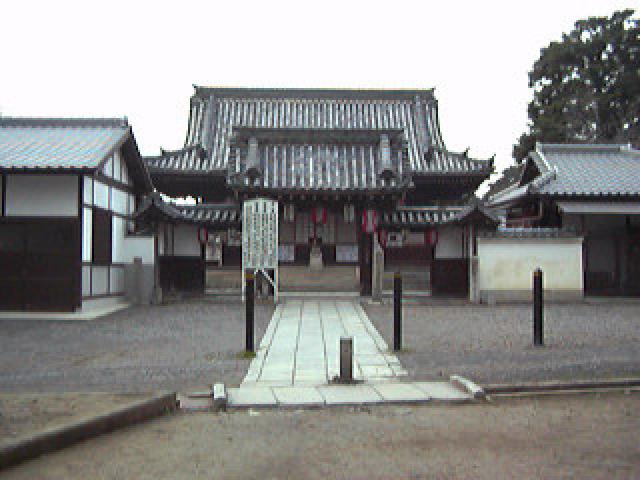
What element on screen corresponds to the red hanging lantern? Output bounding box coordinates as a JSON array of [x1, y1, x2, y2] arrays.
[[197, 227, 209, 245], [378, 228, 387, 248], [311, 206, 327, 224], [362, 209, 377, 233], [424, 228, 438, 247]]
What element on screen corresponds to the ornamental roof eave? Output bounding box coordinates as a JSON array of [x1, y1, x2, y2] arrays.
[[134, 192, 241, 229]]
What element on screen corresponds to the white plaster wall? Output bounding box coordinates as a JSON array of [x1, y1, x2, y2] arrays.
[[110, 266, 124, 294], [173, 224, 201, 256], [113, 151, 122, 182], [122, 236, 155, 264], [113, 216, 156, 265], [111, 189, 128, 215], [478, 237, 583, 292], [83, 176, 93, 205], [82, 266, 91, 296], [82, 207, 92, 262], [5, 174, 78, 217], [93, 180, 109, 210], [435, 226, 464, 259], [92, 266, 109, 295]]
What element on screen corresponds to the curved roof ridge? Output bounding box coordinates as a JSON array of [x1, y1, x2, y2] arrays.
[[537, 142, 629, 152], [193, 86, 436, 100], [0, 117, 128, 128]]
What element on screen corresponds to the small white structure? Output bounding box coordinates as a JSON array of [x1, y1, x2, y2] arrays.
[[477, 231, 584, 303]]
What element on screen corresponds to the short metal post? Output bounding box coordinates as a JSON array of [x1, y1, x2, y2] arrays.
[[393, 272, 402, 351], [245, 271, 255, 353], [339, 337, 353, 382], [533, 268, 544, 346]]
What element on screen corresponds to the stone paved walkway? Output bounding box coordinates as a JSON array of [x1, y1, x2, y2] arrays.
[[242, 300, 407, 387]]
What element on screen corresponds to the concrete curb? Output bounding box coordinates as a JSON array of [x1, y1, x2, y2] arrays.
[[450, 375, 486, 399], [483, 378, 640, 395], [0, 392, 177, 471]]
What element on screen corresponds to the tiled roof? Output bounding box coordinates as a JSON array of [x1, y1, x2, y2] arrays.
[[144, 87, 493, 187], [144, 145, 213, 174], [227, 129, 409, 191], [0, 117, 129, 170], [533, 143, 640, 196], [488, 143, 640, 206], [379, 201, 498, 229], [135, 193, 241, 227]]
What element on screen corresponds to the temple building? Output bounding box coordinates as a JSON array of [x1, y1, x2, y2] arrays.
[[139, 87, 497, 298]]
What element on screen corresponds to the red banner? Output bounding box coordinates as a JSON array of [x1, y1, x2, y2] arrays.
[[424, 228, 438, 246], [311, 206, 327, 224], [362, 209, 377, 233]]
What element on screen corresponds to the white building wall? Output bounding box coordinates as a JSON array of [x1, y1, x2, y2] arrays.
[[172, 224, 201, 256], [5, 174, 78, 217], [435, 226, 464, 259], [80, 149, 155, 303], [477, 237, 583, 302]]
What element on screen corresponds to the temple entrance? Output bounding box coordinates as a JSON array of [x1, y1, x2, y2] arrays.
[[277, 207, 360, 294]]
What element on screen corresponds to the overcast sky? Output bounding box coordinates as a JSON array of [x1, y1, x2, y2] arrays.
[[0, 0, 635, 188]]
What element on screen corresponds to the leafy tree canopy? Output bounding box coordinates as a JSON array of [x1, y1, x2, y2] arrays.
[[513, 9, 640, 162]]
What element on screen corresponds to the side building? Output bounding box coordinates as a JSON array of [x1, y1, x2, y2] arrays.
[[487, 143, 640, 300], [0, 118, 155, 311], [139, 87, 497, 298]]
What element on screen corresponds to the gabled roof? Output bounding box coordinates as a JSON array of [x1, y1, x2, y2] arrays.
[[0, 117, 152, 190], [379, 199, 499, 230], [144, 86, 493, 188], [488, 143, 640, 206], [0, 117, 128, 170], [135, 192, 241, 228], [533, 143, 640, 196]]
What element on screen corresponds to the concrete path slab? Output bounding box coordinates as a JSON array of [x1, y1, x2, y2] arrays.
[[317, 385, 383, 405], [227, 387, 277, 407], [272, 387, 325, 406], [371, 383, 431, 403], [226, 381, 477, 408], [413, 382, 472, 402], [242, 300, 406, 387]]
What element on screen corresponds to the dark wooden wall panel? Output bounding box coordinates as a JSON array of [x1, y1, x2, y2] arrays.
[[431, 259, 469, 297], [159, 255, 205, 292], [0, 219, 80, 311]]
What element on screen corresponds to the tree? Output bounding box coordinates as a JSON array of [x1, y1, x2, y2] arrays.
[[513, 9, 640, 162]]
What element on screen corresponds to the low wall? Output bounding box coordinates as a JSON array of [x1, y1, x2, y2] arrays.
[[477, 236, 584, 303]]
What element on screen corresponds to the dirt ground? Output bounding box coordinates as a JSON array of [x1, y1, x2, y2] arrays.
[[3, 392, 639, 479], [0, 393, 147, 443]]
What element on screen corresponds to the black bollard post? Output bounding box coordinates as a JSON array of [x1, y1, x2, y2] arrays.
[[246, 271, 255, 353], [339, 337, 354, 382], [394, 271, 402, 351], [533, 268, 544, 346]]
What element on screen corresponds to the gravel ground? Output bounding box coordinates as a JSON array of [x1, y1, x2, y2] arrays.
[[2, 392, 639, 479], [364, 302, 640, 384], [0, 298, 274, 393]]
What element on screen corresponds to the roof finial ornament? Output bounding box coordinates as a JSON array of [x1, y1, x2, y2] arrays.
[[463, 147, 470, 157]]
